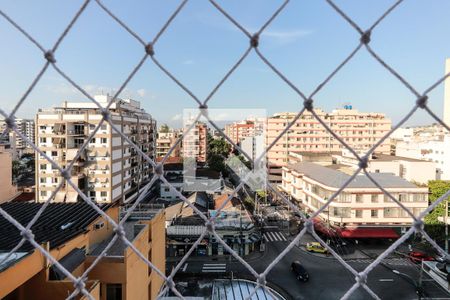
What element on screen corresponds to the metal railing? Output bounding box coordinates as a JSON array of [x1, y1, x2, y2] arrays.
[[0, 1, 450, 299]]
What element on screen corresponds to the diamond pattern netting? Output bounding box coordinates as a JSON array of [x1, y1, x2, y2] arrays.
[[0, 0, 450, 299]]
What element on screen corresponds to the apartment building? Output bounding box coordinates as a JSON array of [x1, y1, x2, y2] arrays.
[[281, 162, 428, 232], [35, 95, 156, 203], [0, 202, 165, 300], [396, 134, 450, 180], [241, 135, 265, 162], [224, 119, 264, 145], [182, 121, 207, 163], [0, 151, 18, 203], [267, 107, 392, 182], [0, 118, 35, 156], [156, 128, 181, 158], [333, 149, 436, 185], [444, 58, 450, 126]]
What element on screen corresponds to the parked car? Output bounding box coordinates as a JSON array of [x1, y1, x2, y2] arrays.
[[306, 242, 327, 254], [408, 251, 434, 263], [291, 261, 309, 282]]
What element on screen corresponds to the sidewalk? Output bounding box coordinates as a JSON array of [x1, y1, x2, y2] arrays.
[[167, 247, 267, 265]]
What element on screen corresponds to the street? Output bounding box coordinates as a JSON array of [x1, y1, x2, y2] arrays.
[[169, 229, 450, 299]]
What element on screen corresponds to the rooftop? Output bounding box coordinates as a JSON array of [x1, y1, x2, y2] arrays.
[[0, 202, 111, 252], [0, 202, 111, 271], [287, 162, 419, 189]]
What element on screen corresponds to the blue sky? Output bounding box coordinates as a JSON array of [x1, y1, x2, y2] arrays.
[[0, 0, 449, 127]]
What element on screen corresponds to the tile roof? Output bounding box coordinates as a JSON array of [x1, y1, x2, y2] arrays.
[[0, 202, 111, 252], [287, 162, 418, 189]]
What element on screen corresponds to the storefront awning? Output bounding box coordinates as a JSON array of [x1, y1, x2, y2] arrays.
[[340, 228, 399, 239]]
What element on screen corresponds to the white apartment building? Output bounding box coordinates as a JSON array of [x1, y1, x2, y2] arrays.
[[334, 149, 436, 185], [241, 135, 265, 162], [396, 134, 450, 180], [267, 107, 392, 182], [0, 118, 35, 155], [35, 95, 156, 203], [444, 58, 450, 127], [281, 162, 428, 230]]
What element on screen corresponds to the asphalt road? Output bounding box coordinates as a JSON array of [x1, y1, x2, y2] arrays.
[[171, 233, 450, 299]]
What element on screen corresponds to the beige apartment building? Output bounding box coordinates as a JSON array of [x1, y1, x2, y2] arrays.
[[35, 95, 156, 203], [156, 129, 181, 158], [0, 151, 18, 203], [0, 202, 166, 300], [267, 107, 392, 182], [281, 162, 428, 231]]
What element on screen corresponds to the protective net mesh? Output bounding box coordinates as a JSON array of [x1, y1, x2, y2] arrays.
[[1, 1, 450, 299]]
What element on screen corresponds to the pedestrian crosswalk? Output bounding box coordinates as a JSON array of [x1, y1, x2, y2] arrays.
[[202, 263, 227, 273], [348, 257, 415, 267], [263, 231, 287, 242]]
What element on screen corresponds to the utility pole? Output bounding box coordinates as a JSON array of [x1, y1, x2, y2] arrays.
[[446, 200, 448, 254]]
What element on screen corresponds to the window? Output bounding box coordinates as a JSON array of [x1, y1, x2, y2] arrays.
[[40, 164, 46, 170], [338, 193, 352, 203], [51, 151, 57, 156], [412, 194, 426, 202], [90, 138, 96, 143], [90, 191, 95, 198], [101, 138, 107, 144], [355, 210, 363, 218], [101, 124, 107, 130], [40, 178, 46, 183], [52, 177, 58, 184], [371, 210, 378, 218], [355, 195, 363, 203], [106, 284, 122, 300], [39, 137, 47, 143], [398, 193, 409, 202], [100, 191, 107, 197], [371, 194, 378, 203], [40, 191, 47, 197]]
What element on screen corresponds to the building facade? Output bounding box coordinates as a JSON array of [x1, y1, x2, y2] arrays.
[[182, 121, 207, 163], [35, 95, 156, 203], [0, 118, 35, 157], [396, 134, 450, 180], [0, 151, 18, 203], [224, 119, 264, 145], [334, 149, 436, 185], [0, 202, 166, 300], [156, 128, 181, 158], [444, 58, 450, 127], [266, 107, 392, 182], [281, 162, 428, 230]]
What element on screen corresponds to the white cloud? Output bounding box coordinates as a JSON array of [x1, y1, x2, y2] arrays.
[[182, 59, 194, 65], [137, 89, 146, 97], [172, 114, 182, 121], [261, 29, 313, 44]]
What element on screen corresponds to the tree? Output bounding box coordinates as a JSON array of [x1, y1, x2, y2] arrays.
[[424, 180, 450, 224], [12, 160, 23, 179], [424, 180, 450, 246], [159, 124, 170, 133], [206, 138, 231, 175], [208, 138, 231, 157]]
